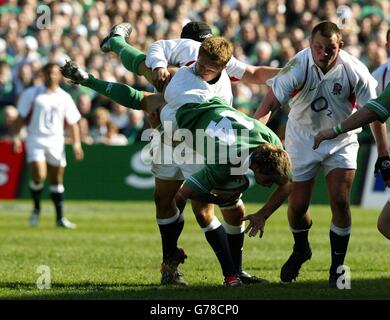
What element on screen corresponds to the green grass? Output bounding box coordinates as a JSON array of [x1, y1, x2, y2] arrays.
[[0, 200, 389, 299]]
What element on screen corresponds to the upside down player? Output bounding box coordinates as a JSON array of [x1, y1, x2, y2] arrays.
[[61, 36, 291, 286], [97, 22, 281, 286]]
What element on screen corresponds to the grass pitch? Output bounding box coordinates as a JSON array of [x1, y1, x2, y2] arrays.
[[0, 200, 389, 300]]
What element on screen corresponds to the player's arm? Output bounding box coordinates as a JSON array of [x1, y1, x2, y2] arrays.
[[145, 40, 180, 92], [313, 108, 380, 149], [240, 65, 280, 85], [253, 87, 281, 124], [242, 182, 291, 238], [68, 122, 84, 161], [11, 115, 26, 153]]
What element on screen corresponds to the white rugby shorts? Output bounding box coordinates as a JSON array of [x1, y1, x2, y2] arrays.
[[285, 120, 358, 181], [26, 139, 66, 167]]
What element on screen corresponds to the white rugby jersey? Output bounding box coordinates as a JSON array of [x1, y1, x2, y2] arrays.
[[161, 64, 232, 126], [372, 58, 390, 94], [271, 48, 377, 135], [164, 64, 232, 109], [145, 38, 247, 81], [17, 85, 81, 145]]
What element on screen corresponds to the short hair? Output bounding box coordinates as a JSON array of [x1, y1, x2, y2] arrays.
[[387, 29, 390, 42], [251, 143, 292, 185], [311, 21, 342, 43], [198, 37, 233, 68]]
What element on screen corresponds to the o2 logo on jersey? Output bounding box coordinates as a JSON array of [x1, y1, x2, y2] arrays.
[[311, 97, 332, 118]]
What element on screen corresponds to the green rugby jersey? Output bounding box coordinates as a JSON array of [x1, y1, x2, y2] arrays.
[[175, 97, 283, 194], [365, 83, 390, 123]]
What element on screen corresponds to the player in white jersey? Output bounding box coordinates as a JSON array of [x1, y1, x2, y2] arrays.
[[62, 33, 282, 287], [97, 22, 280, 286], [254, 21, 389, 287], [314, 30, 390, 241], [13, 63, 83, 229]]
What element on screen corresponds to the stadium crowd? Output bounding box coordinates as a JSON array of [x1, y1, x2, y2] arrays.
[[0, 0, 390, 144]]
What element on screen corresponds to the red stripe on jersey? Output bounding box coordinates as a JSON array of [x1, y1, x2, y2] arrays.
[[290, 57, 309, 98], [348, 93, 357, 109], [185, 60, 195, 66], [229, 76, 239, 82]]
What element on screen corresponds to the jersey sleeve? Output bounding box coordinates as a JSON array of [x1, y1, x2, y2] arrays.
[[354, 66, 377, 107], [64, 93, 81, 125], [145, 39, 176, 70], [225, 56, 246, 81], [371, 66, 384, 95], [17, 87, 37, 118], [271, 55, 304, 106]]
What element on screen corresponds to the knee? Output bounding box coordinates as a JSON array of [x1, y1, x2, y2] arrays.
[[195, 207, 214, 227], [288, 196, 310, 215], [330, 194, 350, 211], [154, 190, 175, 214]]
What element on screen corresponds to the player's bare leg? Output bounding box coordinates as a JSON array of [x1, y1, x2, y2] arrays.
[[192, 201, 242, 287], [327, 168, 354, 287], [47, 165, 75, 229], [28, 161, 47, 227], [280, 180, 313, 283], [155, 178, 187, 285], [221, 201, 268, 284]]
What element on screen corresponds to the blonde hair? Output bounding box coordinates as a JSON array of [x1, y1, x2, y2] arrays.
[[251, 143, 292, 185], [198, 36, 233, 68]]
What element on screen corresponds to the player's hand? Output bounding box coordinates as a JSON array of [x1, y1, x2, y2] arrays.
[[152, 67, 171, 92], [241, 213, 266, 238], [73, 143, 84, 161], [12, 137, 22, 154], [313, 128, 337, 150], [375, 156, 390, 188]]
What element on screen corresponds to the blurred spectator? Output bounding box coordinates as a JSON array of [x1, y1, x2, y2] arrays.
[[0, 38, 15, 66], [104, 121, 128, 146], [90, 106, 110, 143], [0, 105, 25, 140], [13, 62, 34, 96], [0, 61, 15, 107], [110, 102, 129, 135], [123, 109, 147, 144]]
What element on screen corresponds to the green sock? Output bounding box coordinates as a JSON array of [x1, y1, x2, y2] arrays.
[[84, 75, 144, 110], [110, 37, 146, 75]]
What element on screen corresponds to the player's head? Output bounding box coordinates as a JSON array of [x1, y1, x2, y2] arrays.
[[42, 63, 62, 87], [310, 21, 343, 72], [250, 144, 292, 187], [196, 36, 233, 81], [181, 21, 212, 43]]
